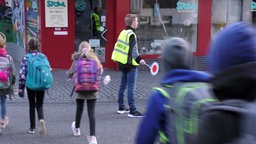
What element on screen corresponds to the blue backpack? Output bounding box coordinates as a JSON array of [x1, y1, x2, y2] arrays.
[[25, 53, 53, 90]]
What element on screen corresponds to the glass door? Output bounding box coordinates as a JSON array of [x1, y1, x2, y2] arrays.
[[75, 0, 106, 63]]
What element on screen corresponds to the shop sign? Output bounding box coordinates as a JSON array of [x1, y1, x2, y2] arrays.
[[47, 1, 66, 7], [176, 2, 196, 12], [75, 0, 86, 12], [45, 0, 68, 27], [251, 2, 256, 11]]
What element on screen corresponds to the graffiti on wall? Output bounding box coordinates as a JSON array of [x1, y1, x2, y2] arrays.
[[0, 0, 14, 42], [26, 0, 39, 40], [0, 0, 25, 48], [13, 0, 25, 47]]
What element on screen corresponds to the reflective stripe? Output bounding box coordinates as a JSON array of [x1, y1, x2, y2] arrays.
[[175, 85, 217, 144], [117, 39, 128, 46], [111, 30, 139, 66], [112, 48, 128, 55], [153, 87, 171, 98], [126, 30, 134, 42], [159, 130, 169, 144], [190, 98, 218, 134]]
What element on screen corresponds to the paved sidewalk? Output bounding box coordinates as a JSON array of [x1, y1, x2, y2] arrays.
[[3, 41, 164, 143], [10, 69, 163, 103], [1, 101, 147, 144], [6, 42, 164, 103], [1, 69, 163, 144]]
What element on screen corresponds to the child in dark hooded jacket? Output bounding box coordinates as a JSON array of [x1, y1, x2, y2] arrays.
[[197, 22, 256, 144], [136, 37, 210, 144]]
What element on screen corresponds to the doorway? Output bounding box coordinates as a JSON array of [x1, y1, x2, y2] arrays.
[[74, 0, 106, 63]]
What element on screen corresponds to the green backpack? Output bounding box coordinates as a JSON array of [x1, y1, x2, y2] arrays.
[[154, 82, 218, 144]]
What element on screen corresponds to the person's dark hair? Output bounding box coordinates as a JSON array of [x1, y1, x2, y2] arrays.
[[94, 6, 100, 13], [28, 37, 41, 52]]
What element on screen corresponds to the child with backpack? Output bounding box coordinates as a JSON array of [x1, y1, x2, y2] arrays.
[[197, 22, 256, 144], [67, 41, 103, 144], [0, 32, 16, 129], [136, 37, 211, 144], [18, 37, 52, 136]]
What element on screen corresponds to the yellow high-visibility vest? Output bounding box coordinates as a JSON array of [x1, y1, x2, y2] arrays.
[[91, 12, 100, 31], [111, 29, 139, 66]]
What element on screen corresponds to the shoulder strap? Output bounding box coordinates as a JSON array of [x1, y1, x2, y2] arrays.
[[25, 53, 32, 60], [152, 85, 173, 98]]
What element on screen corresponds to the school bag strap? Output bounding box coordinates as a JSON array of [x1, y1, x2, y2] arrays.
[[152, 85, 173, 99]]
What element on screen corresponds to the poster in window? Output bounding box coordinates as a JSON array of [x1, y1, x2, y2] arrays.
[[45, 0, 68, 27]]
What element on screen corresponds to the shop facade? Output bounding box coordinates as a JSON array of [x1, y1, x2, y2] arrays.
[[0, 0, 255, 69]]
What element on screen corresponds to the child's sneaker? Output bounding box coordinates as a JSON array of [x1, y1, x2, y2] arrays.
[[87, 135, 97, 144], [0, 117, 9, 128], [71, 121, 81, 136], [28, 128, 35, 134], [39, 119, 46, 136], [117, 107, 129, 114]]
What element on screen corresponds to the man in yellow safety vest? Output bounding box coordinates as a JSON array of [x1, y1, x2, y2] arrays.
[[90, 6, 101, 38], [111, 14, 146, 118]]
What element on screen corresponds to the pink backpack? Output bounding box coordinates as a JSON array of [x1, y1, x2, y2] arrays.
[[0, 55, 12, 89], [71, 58, 100, 95]]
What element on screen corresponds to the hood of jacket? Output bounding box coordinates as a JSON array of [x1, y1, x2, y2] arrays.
[[161, 69, 211, 86], [208, 22, 256, 101], [210, 62, 256, 101]]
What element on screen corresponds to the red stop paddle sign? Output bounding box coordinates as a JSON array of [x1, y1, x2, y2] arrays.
[[149, 62, 159, 76]]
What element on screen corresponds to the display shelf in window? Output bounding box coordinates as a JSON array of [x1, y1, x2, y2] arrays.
[[150, 16, 171, 25], [139, 16, 150, 25]]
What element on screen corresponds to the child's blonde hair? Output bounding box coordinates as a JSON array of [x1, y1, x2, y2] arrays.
[[72, 41, 101, 67], [0, 32, 6, 48]]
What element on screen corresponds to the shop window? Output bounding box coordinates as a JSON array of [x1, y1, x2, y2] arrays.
[[132, 0, 199, 55], [211, 0, 243, 38]]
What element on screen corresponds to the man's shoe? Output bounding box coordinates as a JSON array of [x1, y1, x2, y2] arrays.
[[117, 107, 129, 114], [71, 121, 81, 136], [128, 111, 144, 118], [39, 119, 46, 136]]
